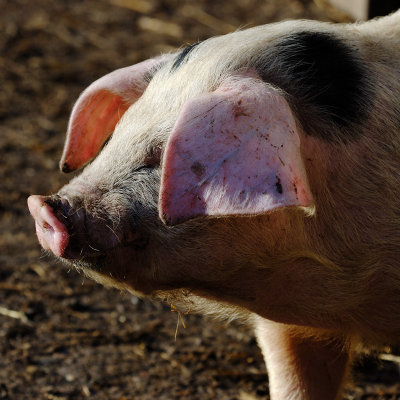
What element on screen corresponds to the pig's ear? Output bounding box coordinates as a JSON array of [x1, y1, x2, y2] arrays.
[[60, 56, 168, 172], [159, 72, 314, 225]]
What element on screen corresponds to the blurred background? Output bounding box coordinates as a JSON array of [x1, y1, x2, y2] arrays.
[[1, 0, 400, 399]]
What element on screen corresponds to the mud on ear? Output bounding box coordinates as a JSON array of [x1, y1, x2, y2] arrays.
[[60, 55, 169, 173], [159, 71, 314, 225]]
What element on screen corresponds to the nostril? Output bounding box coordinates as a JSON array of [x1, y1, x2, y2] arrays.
[[42, 221, 52, 230]]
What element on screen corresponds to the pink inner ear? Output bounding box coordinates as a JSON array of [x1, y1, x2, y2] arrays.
[[60, 89, 130, 172], [160, 73, 313, 225], [60, 56, 169, 172]]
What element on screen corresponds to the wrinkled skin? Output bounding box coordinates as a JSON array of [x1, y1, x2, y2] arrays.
[[29, 11, 400, 400]]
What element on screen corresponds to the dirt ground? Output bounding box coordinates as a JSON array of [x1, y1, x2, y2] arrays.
[[1, 0, 400, 399]]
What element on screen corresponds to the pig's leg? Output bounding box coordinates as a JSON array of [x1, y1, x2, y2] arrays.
[[255, 319, 351, 400]]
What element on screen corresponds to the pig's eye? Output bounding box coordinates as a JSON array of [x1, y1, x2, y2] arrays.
[[134, 147, 162, 173], [135, 166, 153, 174], [143, 147, 162, 168]]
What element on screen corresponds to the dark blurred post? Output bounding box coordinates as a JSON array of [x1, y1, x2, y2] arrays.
[[327, 0, 399, 20], [368, 0, 400, 18]]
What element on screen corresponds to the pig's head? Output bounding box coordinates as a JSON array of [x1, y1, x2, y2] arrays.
[[28, 13, 400, 326]]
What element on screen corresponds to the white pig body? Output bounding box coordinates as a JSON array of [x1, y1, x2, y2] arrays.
[[28, 12, 400, 400]]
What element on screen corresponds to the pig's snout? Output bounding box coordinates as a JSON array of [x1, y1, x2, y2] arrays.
[[28, 195, 70, 258], [28, 194, 142, 260]]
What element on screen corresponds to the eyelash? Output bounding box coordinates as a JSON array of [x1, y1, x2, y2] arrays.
[[133, 147, 163, 173], [144, 147, 162, 167]]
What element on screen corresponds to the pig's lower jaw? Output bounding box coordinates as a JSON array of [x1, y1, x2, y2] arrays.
[[57, 244, 164, 296], [57, 253, 139, 293], [72, 260, 143, 293], [64, 257, 103, 274]]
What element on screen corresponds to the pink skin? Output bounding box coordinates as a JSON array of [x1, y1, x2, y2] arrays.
[[27, 195, 69, 257]]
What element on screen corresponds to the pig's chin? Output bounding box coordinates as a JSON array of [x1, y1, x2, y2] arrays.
[[61, 255, 105, 274], [57, 244, 165, 296], [57, 254, 139, 293]]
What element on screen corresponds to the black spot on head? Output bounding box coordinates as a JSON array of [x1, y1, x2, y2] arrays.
[[257, 31, 369, 142], [171, 42, 201, 71], [143, 60, 168, 83]]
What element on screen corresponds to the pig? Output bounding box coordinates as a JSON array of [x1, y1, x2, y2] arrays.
[[28, 10, 400, 400]]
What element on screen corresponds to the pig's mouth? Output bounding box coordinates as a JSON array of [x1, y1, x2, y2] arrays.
[[28, 194, 149, 264]]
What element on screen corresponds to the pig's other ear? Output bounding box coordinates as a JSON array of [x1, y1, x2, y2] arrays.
[[60, 55, 168, 173], [159, 72, 314, 225]]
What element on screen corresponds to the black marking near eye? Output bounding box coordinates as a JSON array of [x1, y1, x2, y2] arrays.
[[258, 31, 370, 142], [171, 42, 201, 71]]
